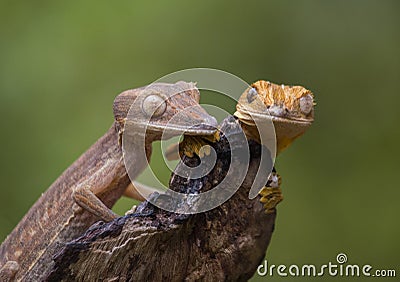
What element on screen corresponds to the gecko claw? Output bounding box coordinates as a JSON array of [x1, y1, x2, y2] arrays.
[[259, 172, 283, 214], [259, 186, 283, 214]]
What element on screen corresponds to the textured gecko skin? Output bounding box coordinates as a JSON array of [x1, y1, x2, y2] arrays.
[[0, 81, 217, 281], [235, 80, 315, 212]]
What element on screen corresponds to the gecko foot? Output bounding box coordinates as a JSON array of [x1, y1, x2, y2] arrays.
[[259, 172, 283, 214], [259, 186, 283, 214], [180, 131, 220, 158]]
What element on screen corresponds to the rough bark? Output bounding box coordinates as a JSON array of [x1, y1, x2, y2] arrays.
[[45, 117, 277, 282]]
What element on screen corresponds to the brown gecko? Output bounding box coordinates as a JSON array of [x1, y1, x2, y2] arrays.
[[0, 81, 217, 281]]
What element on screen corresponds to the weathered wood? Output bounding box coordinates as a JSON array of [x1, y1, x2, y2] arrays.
[[46, 117, 277, 282]]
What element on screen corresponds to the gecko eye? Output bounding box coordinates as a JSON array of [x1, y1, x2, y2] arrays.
[[142, 94, 167, 118], [299, 94, 313, 115], [246, 87, 258, 103]]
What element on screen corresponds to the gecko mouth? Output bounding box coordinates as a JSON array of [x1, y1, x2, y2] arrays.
[[145, 122, 217, 136], [124, 113, 218, 136], [234, 110, 313, 125], [183, 123, 217, 135]]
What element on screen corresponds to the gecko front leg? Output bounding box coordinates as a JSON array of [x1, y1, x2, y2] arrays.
[[73, 180, 158, 221], [73, 184, 119, 222]]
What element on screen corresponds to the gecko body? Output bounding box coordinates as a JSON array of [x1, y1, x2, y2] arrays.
[[234, 80, 315, 211], [0, 81, 217, 281]]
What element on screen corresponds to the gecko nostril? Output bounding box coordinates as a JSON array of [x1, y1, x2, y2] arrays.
[[299, 94, 313, 115]]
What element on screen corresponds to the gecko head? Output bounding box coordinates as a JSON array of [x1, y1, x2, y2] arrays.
[[113, 81, 217, 139], [234, 80, 315, 153]]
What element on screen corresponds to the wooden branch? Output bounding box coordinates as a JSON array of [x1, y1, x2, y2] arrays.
[[45, 117, 277, 281]]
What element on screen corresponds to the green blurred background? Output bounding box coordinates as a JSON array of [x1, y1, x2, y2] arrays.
[[0, 1, 399, 281]]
